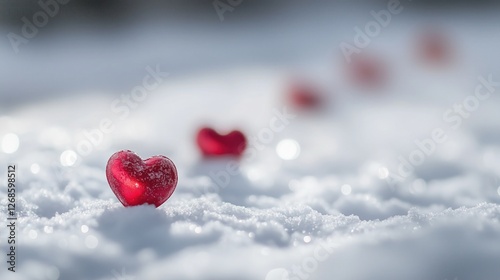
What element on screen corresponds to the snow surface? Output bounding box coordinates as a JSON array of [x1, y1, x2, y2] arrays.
[[1, 14, 500, 280]]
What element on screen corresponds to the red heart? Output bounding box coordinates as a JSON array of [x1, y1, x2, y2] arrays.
[[348, 54, 386, 88], [288, 82, 323, 110], [106, 150, 178, 207], [196, 127, 247, 157], [418, 29, 451, 65]]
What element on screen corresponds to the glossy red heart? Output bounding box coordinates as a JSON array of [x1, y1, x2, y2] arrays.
[[106, 150, 178, 207], [196, 127, 247, 157]]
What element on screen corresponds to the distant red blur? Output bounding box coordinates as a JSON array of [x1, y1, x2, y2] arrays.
[[196, 127, 247, 157]]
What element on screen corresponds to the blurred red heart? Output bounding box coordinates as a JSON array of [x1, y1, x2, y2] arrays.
[[349, 54, 386, 88], [418, 29, 451, 65], [106, 150, 178, 207], [196, 127, 247, 157], [288, 82, 323, 110]]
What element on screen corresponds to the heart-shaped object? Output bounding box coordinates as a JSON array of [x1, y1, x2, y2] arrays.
[[106, 150, 178, 207], [196, 127, 247, 157], [288, 82, 323, 110], [418, 29, 451, 65], [348, 53, 386, 88]]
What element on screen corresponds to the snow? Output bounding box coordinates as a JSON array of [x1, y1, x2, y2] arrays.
[[1, 6, 500, 280]]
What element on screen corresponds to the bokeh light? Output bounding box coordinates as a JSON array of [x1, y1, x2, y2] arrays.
[[60, 150, 78, 166], [85, 235, 99, 249], [81, 225, 89, 233], [1, 133, 19, 153], [31, 163, 40, 174], [44, 226, 53, 234], [276, 139, 301, 160], [341, 184, 352, 195], [29, 230, 38, 239], [378, 167, 389, 179]]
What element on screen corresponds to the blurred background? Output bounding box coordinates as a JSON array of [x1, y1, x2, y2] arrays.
[[1, 0, 499, 107]]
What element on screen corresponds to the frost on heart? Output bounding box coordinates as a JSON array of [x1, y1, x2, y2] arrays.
[[106, 150, 178, 207]]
